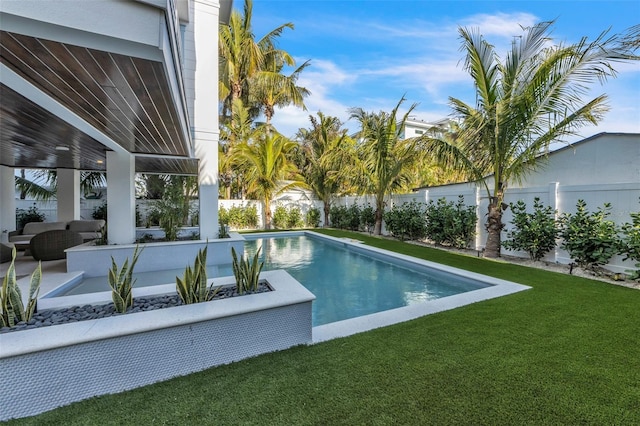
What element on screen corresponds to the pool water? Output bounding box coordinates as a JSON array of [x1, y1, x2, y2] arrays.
[[245, 236, 487, 325], [55, 234, 489, 326]]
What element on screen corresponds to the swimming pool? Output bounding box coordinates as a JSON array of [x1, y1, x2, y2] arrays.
[[245, 235, 489, 325], [48, 232, 525, 331]]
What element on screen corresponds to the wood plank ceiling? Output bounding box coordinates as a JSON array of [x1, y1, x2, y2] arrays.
[[0, 30, 198, 175]]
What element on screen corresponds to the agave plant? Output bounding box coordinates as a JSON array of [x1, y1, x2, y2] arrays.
[[108, 245, 142, 313], [176, 246, 220, 304], [1, 247, 42, 328], [231, 247, 263, 294]]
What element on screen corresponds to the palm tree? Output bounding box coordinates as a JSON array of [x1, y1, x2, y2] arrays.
[[424, 21, 636, 258], [297, 113, 353, 226], [349, 97, 421, 235], [251, 56, 311, 134], [233, 131, 304, 229], [15, 170, 106, 201], [219, 0, 294, 126], [219, 98, 260, 199]]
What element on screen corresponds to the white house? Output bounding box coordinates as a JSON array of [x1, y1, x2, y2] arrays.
[[0, 0, 232, 243]]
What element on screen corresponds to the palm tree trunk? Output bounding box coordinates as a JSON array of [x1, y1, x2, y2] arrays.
[[484, 198, 505, 258], [264, 200, 272, 230], [323, 201, 330, 227], [373, 197, 384, 236]]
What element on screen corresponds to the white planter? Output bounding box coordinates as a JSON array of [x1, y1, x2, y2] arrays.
[[66, 233, 244, 277], [0, 270, 315, 421]]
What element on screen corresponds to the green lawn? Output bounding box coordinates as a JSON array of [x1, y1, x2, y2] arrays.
[[8, 229, 640, 425]]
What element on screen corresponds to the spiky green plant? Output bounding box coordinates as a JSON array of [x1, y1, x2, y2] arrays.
[[1, 247, 41, 328], [108, 245, 142, 313], [231, 247, 263, 294], [176, 246, 220, 304]]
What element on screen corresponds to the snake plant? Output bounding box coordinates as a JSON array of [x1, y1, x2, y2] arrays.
[[231, 247, 263, 294], [176, 246, 220, 304], [108, 245, 142, 313], [1, 247, 42, 328]]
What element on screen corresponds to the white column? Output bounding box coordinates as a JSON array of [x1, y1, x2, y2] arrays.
[[0, 166, 16, 242], [193, 0, 220, 239], [56, 168, 80, 222], [106, 151, 136, 244]]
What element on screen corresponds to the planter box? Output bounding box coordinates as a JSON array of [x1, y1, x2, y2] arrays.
[[66, 233, 244, 277], [0, 270, 315, 421]]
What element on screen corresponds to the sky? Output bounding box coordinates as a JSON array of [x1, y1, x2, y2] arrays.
[[246, 0, 640, 145]]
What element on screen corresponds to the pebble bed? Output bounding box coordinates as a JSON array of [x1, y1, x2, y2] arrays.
[[1, 283, 272, 334]]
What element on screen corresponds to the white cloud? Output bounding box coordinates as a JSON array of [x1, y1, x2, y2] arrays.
[[271, 59, 355, 137], [458, 12, 539, 37]]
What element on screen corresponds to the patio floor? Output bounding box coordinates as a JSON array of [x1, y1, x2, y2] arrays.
[[1, 250, 77, 297]]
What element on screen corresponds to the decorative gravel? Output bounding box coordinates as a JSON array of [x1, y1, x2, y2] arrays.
[[1, 283, 272, 334]]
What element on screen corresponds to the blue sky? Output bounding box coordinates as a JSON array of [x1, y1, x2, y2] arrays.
[[247, 0, 640, 143]]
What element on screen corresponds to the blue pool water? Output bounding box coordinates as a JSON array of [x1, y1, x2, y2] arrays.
[[55, 234, 489, 326], [245, 235, 488, 325]]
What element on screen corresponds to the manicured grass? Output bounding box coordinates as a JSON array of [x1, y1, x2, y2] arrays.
[[8, 230, 640, 425]]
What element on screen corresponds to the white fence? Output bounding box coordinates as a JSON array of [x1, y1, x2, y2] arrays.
[[332, 181, 638, 273]]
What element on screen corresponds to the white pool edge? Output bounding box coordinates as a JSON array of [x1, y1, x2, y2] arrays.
[[312, 281, 529, 343]]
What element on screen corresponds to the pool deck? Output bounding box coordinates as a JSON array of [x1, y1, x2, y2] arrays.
[[1, 252, 80, 296], [3, 233, 531, 343]]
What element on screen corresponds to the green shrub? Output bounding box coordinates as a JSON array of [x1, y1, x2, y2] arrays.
[[16, 204, 45, 229], [92, 202, 107, 221], [220, 205, 259, 229], [0, 247, 41, 328], [383, 201, 427, 241], [231, 247, 263, 294], [502, 198, 559, 261], [108, 245, 142, 313], [145, 207, 162, 227], [559, 200, 619, 271], [272, 205, 289, 229], [345, 204, 361, 231], [155, 197, 183, 241], [425, 196, 477, 248], [305, 207, 321, 228], [287, 206, 303, 228], [619, 200, 640, 280], [360, 204, 376, 233], [176, 246, 220, 304], [330, 205, 348, 229]]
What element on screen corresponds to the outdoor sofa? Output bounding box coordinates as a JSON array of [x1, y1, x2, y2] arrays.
[[8, 219, 105, 244]]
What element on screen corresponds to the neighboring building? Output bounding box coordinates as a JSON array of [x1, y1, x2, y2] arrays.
[[401, 117, 457, 139], [0, 0, 232, 243]]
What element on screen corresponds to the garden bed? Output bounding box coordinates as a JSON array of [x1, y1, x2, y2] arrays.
[[0, 270, 315, 421]]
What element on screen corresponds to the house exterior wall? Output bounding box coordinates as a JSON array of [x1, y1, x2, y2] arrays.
[[511, 133, 640, 188]]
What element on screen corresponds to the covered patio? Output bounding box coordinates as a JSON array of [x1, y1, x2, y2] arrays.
[[1, 0, 232, 254]]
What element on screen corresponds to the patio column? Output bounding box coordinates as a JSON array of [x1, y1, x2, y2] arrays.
[[0, 166, 16, 242], [193, 0, 220, 239], [56, 168, 80, 222], [106, 151, 136, 244]]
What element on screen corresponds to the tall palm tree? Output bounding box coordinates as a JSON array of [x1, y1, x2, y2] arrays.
[[219, 0, 294, 126], [424, 21, 636, 258], [297, 113, 353, 226], [233, 131, 304, 229], [251, 57, 311, 134], [219, 98, 260, 199], [349, 97, 421, 235]]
